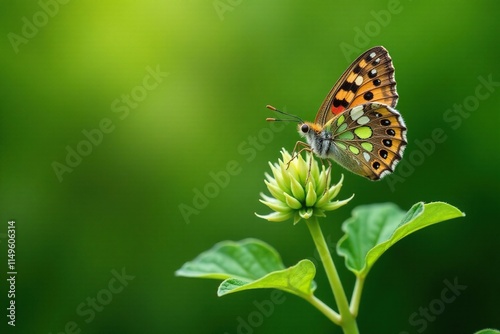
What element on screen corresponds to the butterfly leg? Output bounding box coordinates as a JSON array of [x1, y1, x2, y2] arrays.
[[287, 141, 312, 169], [304, 153, 331, 192], [322, 158, 332, 194], [305, 150, 315, 184]]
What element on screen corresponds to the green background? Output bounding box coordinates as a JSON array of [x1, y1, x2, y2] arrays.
[[1, 0, 499, 333]]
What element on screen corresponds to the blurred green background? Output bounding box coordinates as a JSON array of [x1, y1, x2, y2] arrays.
[[1, 0, 499, 333]]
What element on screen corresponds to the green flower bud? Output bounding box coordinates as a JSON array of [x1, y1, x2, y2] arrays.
[[256, 148, 353, 224]]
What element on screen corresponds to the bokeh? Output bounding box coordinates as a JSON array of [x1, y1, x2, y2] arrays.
[[1, 1, 499, 333]]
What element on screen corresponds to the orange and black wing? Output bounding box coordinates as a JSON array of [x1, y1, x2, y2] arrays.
[[315, 46, 398, 126]]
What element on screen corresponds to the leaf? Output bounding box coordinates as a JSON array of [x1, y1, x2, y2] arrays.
[[337, 202, 465, 278], [218, 259, 316, 298], [337, 203, 405, 277], [176, 239, 316, 299], [474, 330, 500, 334], [175, 239, 285, 281]]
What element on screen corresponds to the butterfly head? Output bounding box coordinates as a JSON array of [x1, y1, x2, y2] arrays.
[[297, 120, 337, 159], [297, 122, 322, 140], [266, 105, 326, 154]]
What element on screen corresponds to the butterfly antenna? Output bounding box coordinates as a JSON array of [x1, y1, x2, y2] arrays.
[[266, 105, 303, 123]]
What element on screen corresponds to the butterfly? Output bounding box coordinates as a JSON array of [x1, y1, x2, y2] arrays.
[[267, 46, 407, 180]]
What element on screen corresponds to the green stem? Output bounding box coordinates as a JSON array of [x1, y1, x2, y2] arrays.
[[350, 276, 365, 317], [305, 295, 341, 325], [306, 217, 359, 334]]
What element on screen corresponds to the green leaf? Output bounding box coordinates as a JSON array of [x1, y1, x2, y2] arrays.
[[337, 202, 465, 278], [474, 330, 500, 334], [175, 239, 285, 281], [218, 259, 316, 298], [176, 239, 316, 299]]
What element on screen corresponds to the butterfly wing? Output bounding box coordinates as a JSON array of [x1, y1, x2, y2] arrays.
[[327, 103, 407, 180], [315, 46, 398, 126]]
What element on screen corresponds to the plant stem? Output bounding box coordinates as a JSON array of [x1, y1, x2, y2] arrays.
[[306, 295, 341, 325], [350, 276, 365, 317], [306, 217, 359, 334]]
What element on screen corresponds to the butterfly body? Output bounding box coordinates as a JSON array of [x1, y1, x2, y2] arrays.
[[268, 46, 407, 180]]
